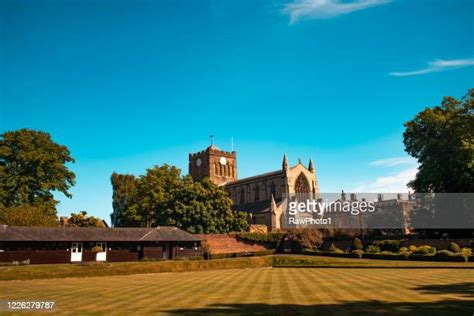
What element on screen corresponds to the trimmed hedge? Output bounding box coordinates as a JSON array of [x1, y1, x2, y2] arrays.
[[209, 249, 276, 260], [352, 238, 363, 250], [372, 240, 406, 252], [235, 232, 284, 248], [302, 250, 359, 259], [449, 242, 461, 253], [0, 257, 273, 281], [302, 250, 471, 262]]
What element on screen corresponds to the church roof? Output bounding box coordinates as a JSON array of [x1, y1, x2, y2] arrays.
[[225, 170, 284, 186], [232, 197, 283, 214]]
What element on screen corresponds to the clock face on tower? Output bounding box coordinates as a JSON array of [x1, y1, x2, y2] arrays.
[[219, 157, 227, 165], [196, 158, 202, 167]]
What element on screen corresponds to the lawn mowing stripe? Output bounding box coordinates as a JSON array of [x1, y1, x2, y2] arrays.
[[362, 268, 442, 300], [94, 275, 179, 313], [172, 268, 250, 309], [387, 270, 458, 302], [296, 268, 330, 305], [298, 269, 336, 313], [50, 277, 159, 314], [66, 275, 174, 314], [300, 269, 338, 304], [276, 269, 298, 306], [1, 267, 473, 315], [329, 268, 386, 302], [283, 267, 315, 306], [225, 268, 262, 301], [320, 268, 369, 303], [332, 269, 423, 303], [129, 269, 231, 313], [265, 266, 288, 314], [249, 267, 273, 303], [268, 263, 276, 305], [91, 271, 217, 314], [337, 269, 447, 303], [233, 267, 268, 304], [336, 268, 409, 301], [59, 271, 215, 314], [156, 269, 242, 312], [221, 268, 265, 304]]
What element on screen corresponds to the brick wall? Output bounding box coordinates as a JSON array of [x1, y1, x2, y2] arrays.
[[0, 251, 70, 264], [107, 250, 139, 262], [143, 246, 163, 259]]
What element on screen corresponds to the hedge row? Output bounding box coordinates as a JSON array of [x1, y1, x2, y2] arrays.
[[0, 256, 274, 281], [302, 250, 470, 262], [209, 249, 276, 260]]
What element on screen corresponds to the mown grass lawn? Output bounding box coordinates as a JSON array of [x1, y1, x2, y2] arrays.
[[1, 267, 473, 315], [1, 255, 472, 281]]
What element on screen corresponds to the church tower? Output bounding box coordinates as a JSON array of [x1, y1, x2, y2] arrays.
[[189, 143, 237, 185]]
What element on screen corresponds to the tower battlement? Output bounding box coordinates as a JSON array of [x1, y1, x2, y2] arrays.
[[188, 145, 237, 185]]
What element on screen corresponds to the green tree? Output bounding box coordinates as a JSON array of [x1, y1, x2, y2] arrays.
[[111, 164, 249, 233], [0, 204, 58, 226], [110, 173, 140, 227], [135, 164, 182, 227], [0, 129, 75, 225], [158, 177, 248, 233], [68, 211, 105, 227], [403, 89, 474, 192]]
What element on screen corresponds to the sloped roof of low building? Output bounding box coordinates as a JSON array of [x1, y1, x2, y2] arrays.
[[0, 225, 201, 242]]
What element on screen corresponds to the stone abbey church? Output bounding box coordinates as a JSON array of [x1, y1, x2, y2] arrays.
[[189, 144, 319, 231]]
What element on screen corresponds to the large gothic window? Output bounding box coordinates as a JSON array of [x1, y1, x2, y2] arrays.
[[295, 173, 310, 194]]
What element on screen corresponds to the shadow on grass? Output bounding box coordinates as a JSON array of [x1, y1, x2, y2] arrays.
[[415, 282, 474, 298], [166, 300, 474, 315], [167, 283, 474, 315]]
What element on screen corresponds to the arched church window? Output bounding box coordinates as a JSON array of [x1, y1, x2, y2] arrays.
[[295, 173, 310, 201], [254, 185, 260, 201]]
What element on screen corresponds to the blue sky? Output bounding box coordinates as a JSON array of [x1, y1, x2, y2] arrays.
[[1, 0, 473, 222]]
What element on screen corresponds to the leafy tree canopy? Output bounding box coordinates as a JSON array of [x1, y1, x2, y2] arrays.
[[0, 204, 58, 227], [0, 129, 75, 209], [68, 211, 106, 227], [0, 129, 75, 226], [403, 88, 474, 192], [111, 173, 139, 227], [111, 165, 248, 233]]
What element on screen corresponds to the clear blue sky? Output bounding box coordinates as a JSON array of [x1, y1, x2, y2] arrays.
[[1, 0, 473, 223]]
